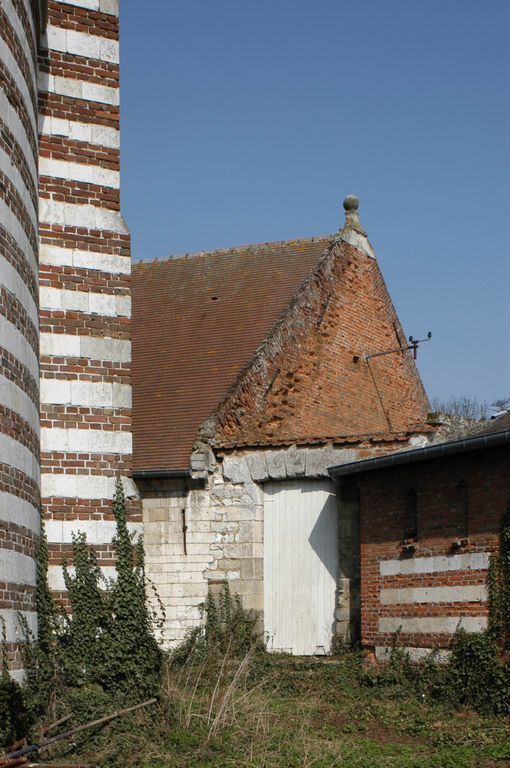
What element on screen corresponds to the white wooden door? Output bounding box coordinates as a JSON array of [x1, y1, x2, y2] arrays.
[[263, 479, 338, 655]]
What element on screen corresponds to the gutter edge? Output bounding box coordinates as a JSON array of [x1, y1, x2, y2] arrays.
[[329, 429, 510, 479]]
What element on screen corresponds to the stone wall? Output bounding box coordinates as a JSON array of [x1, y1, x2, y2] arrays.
[[0, 0, 46, 679], [139, 440, 416, 649]]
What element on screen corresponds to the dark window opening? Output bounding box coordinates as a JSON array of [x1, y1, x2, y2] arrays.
[[403, 489, 418, 543]]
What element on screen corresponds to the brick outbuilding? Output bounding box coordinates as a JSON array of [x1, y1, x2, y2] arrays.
[[131, 197, 434, 652], [329, 412, 510, 659]]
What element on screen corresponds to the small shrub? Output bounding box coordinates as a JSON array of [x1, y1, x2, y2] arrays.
[[172, 582, 263, 665], [442, 629, 509, 715], [0, 674, 29, 748]]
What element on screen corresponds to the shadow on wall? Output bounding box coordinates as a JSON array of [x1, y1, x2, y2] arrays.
[[307, 485, 338, 581]]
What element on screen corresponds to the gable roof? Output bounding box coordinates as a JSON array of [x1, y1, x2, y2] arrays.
[[132, 236, 333, 471]]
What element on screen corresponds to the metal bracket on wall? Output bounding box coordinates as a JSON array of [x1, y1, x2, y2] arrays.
[[181, 508, 187, 555]]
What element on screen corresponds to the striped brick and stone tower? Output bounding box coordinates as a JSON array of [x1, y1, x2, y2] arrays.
[[37, 0, 138, 595], [0, 0, 47, 679]]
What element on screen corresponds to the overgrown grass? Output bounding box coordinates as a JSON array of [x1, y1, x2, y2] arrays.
[[38, 645, 510, 768]]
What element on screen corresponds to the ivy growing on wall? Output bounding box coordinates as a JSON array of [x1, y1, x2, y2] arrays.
[[488, 504, 510, 650], [22, 477, 163, 723]]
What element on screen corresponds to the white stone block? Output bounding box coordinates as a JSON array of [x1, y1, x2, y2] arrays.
[[88, 292, 116, 315], [0, 372, 39, 430], [39, 286, 62, 310], [81, 336, 131, 362], [0, 491, 39, 533], [0, 432, 39, 482], [0, 549, 36, 587], [100, 0, 119, 14], [0, 610, 37, 643], [0, 199, 37, 278], [99, 37, 119, 63], [43, 25, 68, 53], [40, 332, 80, 358], [52, 0, 99, 10]]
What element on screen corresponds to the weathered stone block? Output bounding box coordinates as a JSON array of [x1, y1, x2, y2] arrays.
[[284, 449, 306, 477], [222, 456, 251, 484], [225, 507, 255, 522], [246, 452, 268, 481], [266, 451, 287, 479], [253, 559, 263, 580], [241, 482, 264, 506], [304, 449, 332, 477], [238, 520, 254, 543]]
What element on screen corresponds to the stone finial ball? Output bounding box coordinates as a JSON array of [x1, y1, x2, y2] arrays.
[[343, 195, 359, 211]]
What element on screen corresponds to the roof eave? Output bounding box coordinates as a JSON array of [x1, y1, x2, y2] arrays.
[[328, 429, 510, 479], [132, 468, 191, 480]]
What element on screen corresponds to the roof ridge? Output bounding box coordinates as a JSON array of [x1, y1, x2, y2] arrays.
[[133, 233, 335, 268]]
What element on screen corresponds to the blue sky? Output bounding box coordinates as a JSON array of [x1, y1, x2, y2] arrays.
[[120, 0, 509, 405]]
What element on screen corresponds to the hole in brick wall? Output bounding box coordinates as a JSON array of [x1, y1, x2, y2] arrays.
[[211, 296, 219, 301]]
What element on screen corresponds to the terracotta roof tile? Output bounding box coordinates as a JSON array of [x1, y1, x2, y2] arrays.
[[132, 236, 333, 470]]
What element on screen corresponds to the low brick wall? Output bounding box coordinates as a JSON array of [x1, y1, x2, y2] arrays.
[[354, 444, 509, 658]]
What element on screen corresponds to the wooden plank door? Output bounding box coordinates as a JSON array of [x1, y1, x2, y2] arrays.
[[263, 479, 338, 655]]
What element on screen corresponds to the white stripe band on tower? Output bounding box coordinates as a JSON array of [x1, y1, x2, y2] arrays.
[[0, 432, 39, 482], [43, 25, 119, 63], [39, 158, 119, 189], [40, 244, 131, 275], [0, 491, 39, 532], [41, 427, 132, 454], [0, 199, 38, 277], [0, 610, 37, 643], [0, 254, 38, 327], [0, 39, 37, 133], [39, 115, 119, 148], [45, 519, 141, 545], [50, 0, 119, 16], [40, 379, 131, 409], [0, 89, 37, 179], [2, 0, 38, 87], [39, 200, 128, 232], [40, 287, 130, 316], [40, 333, 130, 362], [0, 315, 39, 380], [0, 373, 39, 430], [37, 72, 119, 106], [0, 549, 37, 587], [41, 473, 127, 500]]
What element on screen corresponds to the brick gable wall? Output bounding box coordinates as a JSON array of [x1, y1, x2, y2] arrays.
[[206, 239, 430, 450]]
